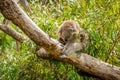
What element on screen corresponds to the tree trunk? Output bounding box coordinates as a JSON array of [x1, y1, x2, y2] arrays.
[[0, 0, 120, 80]]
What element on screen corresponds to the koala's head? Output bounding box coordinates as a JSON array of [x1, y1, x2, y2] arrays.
[[58, 20, 80, 44]]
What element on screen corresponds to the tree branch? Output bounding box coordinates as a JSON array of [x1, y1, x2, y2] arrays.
[[0, 24, 26, 42], [0, 0, 120, 80], [0, 0, 62, 56], [36, 49, 120, 80]]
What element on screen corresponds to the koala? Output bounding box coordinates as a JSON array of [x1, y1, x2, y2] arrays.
[[58, 20, 80, 45], [58, 20, 88, 57]]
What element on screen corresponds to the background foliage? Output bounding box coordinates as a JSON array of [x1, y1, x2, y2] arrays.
[[0, 0, 120, 80]]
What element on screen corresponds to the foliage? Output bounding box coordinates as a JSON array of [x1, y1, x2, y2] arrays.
[[0, 0, 120, 80]]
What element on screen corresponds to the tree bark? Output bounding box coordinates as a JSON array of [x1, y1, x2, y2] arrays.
[[0, 24, 26, 42], [0, 0, 120, 80], [36, 49, 120, 80], [0, 0, 62, 56]]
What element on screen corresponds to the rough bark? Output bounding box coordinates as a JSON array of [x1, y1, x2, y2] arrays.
[[36, 49, 120, 80], [0, 0, 62, 56], [0, 24, 26, 43], [0, 0, 120, 80]]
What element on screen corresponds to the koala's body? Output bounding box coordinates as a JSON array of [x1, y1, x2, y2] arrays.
[[58, 20, 88, 57]]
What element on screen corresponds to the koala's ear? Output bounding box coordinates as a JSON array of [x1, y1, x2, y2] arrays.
[[59, 28, 62, 33], [79, 32, 88, 44], [78, 33, 83, 42], [57, 27, 62, 37], [58, 27, 62, 34], [75, 21, 80, 29]]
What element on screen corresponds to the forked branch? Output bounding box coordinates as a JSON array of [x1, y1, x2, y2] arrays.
[[0, 0, 120, 80]]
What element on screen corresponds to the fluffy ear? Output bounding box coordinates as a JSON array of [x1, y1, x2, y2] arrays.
[[75, 21, 80, 32], [79, 34, 85, 42], [79, 32, 88, 48], [79, 28, 85, 41], [57, 28, 65, 45], [57, 27, 62, 36]]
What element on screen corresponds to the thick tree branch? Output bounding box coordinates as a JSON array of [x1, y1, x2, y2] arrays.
[[0, 0, 120, 80], [0, 24, 26, 42], [36, 49, 120, 80], [0, 0, 61, 56]]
